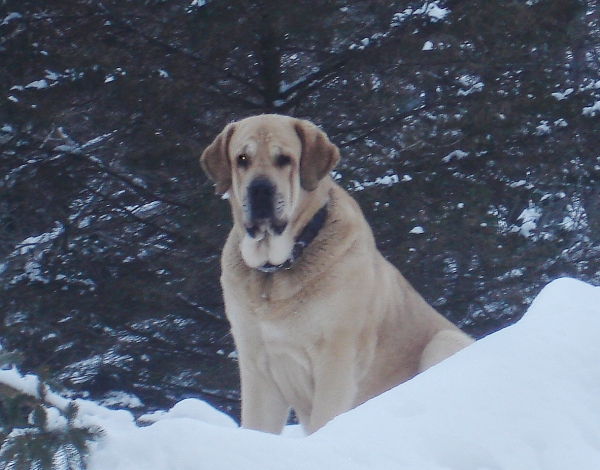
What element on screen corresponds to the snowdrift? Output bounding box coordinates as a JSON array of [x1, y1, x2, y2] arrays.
[[6, 278, 600, 469]]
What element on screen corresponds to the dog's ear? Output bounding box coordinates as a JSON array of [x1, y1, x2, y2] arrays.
[[200, 123, 236, 195], [295, 119, 340, 192]]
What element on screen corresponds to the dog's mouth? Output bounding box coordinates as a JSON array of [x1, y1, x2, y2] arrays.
[[243, 178, 288, 238]]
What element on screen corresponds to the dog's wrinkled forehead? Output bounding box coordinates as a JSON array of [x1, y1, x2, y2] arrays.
[[229, 116, 302, 160]]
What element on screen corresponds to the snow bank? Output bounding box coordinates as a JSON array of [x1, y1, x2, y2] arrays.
[[12, 278, 600, 470]]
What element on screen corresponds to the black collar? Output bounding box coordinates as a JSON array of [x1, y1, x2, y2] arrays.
[[256, 205, 328, 273]]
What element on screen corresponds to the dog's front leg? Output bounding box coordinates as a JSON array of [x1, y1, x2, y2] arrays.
[[305, 349, 358, 434], [224, 292, 290, 434], [239, 360, 290, 434]]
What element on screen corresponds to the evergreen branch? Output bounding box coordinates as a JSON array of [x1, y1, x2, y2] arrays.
[[0, 358, 104, 470]]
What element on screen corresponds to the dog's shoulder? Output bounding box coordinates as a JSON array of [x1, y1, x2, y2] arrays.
[[321, 183, 377, 251]]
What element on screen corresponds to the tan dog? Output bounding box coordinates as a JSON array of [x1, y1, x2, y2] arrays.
[[200, 114, 474, 435]]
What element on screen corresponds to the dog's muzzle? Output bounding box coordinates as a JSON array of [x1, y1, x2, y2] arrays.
[[245, 178, 287, 238]]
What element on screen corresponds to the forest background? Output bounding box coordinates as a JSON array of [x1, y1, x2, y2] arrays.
[[1, 0, 600, 420]]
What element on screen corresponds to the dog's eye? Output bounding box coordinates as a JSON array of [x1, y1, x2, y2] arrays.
[[237, 154, 250, 169], [275, 154, 292, 168]]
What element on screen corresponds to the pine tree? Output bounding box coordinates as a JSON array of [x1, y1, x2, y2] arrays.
[[0, 352, 104, 470]]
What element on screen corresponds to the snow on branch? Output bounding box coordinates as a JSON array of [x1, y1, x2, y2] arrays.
[[391, 1, 450, 26], [0, 360, 104, 470], [350, 1, 450, 51], [582, 100, 600, 117]]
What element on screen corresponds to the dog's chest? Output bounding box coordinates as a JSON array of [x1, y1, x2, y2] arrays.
[[257, 317, 315, 401], [258, 318, 289, 344], [244, 270, 315, 316]]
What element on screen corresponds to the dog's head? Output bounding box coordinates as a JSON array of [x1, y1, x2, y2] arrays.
[[200, 114, 340, 269]]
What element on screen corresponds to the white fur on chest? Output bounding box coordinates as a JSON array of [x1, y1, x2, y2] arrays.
[[257, 318, 314, 405]]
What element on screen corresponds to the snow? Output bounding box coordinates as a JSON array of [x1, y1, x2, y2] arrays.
[[188, 0, 207, 8], [513, 204, 542, 238], [457, 75, 484, 96], [560, 197, 588, 232], [13, 224, 65, 256], [0, 367, 71, 415], [415, 2, 450, 22], [138, 399, 237, 428], [2, 278, 600, 469], [25, 79, 49, 90], [350, 2, 451, 50], [98, 391, 144, 410], [535, 120, 552, 135], [442, 149, 469, 163], [551, 88, 574, 100], [126, 201, 161, 215], [8, 224, 67, 285], [1, 12, 22, 25], [0, 366, 41, 397], [582, 100, 600, 117], [391, 1, 450, 26], [44, 406, 69, 432], [351, 173, 401, 191], [554, 118, 568, 128], [81, 131, 117, 149]]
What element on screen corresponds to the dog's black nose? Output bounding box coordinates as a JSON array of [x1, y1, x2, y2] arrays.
[[248, 178, 275, 221]]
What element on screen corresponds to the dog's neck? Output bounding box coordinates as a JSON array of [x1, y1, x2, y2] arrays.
[[255, 204, 328, 273]]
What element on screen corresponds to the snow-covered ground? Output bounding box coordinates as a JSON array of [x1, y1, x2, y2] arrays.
[[3, 277, 600, 469]]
